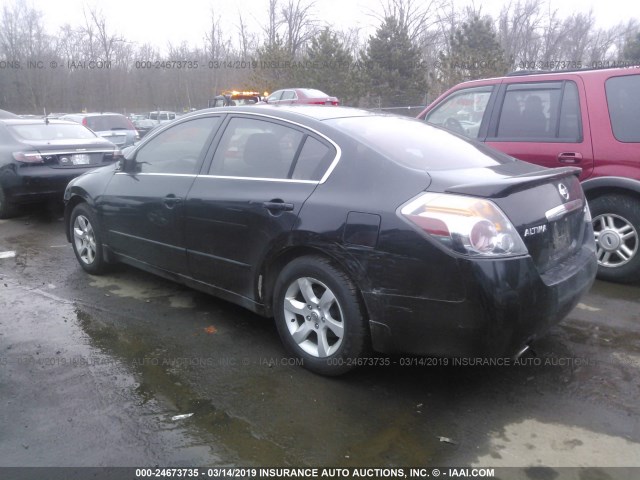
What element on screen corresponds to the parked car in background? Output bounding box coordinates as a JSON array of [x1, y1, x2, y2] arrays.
[[129, 114, 156, 138], [148, 111, 178, 124], [208, 90, 264, 108], [62, 113, 138, 148], [0, 109, 18, 119], [64, 105, 595, 375], [265, 88, 339, 106], [0, 118, 122, 218], [418, 67, 640, 283]]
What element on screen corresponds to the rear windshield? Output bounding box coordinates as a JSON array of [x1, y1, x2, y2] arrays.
[[326, 115, 512, 170], [85, 115, 132, 131], [8, 123, 97, 141], [301, 89, 329, 97]]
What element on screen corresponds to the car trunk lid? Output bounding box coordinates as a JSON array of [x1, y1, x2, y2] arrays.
[[445, 166, 587, 274]]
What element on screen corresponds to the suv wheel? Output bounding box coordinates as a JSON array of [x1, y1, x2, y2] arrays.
[[273, 256, 369, 376], [590, 194, 640, 283]]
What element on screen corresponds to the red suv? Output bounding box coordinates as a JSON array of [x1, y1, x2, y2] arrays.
[[418, 67, 640, 283]]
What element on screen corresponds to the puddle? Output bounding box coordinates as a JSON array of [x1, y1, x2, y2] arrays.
[[473, 419, 640, 467], [89, 274, 196, 308], [0, 285, 222, 466], [75, 305, 290, 465]]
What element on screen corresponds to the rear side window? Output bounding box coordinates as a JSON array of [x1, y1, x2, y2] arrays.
[[495, 81, 581, 142], [606, 75, 640, 142], [327, 116, 511, 170], [291, 136, 335, 181], [210, 117, 305, 179], [425, 86, 493, 139]]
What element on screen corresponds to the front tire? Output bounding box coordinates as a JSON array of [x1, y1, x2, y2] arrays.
[[70, 203, 108, 275], [273, 256, 369, 376], [590, 194, 640, 283]]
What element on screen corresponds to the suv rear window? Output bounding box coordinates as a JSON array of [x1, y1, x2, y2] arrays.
[[605, 75, 640, 142], [85, 115, 131, 131], [327, 116, 510, 170]]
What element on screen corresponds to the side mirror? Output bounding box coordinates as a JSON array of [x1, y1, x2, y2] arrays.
[[123, 156, 137, 172]]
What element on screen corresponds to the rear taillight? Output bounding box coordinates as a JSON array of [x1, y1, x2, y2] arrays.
[[13, 151, 44, 163], [82, 118, 88, 127], [400, 192, 528, 257]]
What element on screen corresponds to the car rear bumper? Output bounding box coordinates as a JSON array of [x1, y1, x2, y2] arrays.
[[1, 166, 94, 204], [364, 244, 597, 358]]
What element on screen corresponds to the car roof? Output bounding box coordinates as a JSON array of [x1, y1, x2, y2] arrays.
[[449, 66, 637, 90], [187, 105, 380, 122], [0, 109, 19, 119]]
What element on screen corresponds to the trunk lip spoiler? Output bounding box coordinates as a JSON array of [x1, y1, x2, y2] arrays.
[[445, 166, 582, 198]]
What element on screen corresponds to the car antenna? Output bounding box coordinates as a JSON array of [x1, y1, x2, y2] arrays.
[[44, 107, 49, 125]]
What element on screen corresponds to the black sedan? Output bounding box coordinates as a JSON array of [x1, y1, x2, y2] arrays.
[[0, 118, 122, 218], [63, 106, 597, 375]]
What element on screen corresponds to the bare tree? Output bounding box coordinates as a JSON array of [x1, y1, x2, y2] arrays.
[[281, 0, 318, 57], [0, 0, 56, 112], [372, 0, 447, 44], [237, 12, 258, 59]]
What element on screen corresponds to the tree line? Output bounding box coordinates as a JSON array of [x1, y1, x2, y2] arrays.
[[1, 0, 639, 115]]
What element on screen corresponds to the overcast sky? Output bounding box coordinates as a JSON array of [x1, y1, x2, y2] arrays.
[[26, 0, 640, 52]]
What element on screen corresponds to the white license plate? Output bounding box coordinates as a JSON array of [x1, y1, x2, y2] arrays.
[[71, 154, 91, 165]]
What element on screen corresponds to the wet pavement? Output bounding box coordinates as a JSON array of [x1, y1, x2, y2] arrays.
[[1, 207, 639, 470]]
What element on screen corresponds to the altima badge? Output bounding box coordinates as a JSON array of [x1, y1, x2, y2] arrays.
[[558, 183, 570, 201]]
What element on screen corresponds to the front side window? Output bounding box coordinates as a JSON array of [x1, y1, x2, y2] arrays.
[[267, 91, 283, 103], [134, 117, 219, 174], [281, 90, 296, 101], [425, 86, 493, 139], [210, 117, 305, 179], [606, 75, 640, 142]]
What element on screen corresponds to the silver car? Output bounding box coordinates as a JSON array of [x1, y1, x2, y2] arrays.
[[62, 113, 139, 147]]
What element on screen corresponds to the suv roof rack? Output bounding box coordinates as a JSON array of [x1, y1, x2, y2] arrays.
[[507, 64, 640, 76]]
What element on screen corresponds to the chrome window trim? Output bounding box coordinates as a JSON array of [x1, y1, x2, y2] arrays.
[[128, 110, 342, 183], [197, 175, 317, 184], [114, 172, 197, 177], [114, 171, 317, 184], [211, 111, 342, 184]]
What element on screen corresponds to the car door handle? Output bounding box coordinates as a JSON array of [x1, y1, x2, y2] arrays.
[[557, 152, 583, 164], [262, 201, 294, 212], [163, 195, 183, 208]]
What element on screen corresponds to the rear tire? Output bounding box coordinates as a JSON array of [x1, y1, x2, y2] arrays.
[[273, 256, 369, 376], [70, 203, 108, 275], [590, 194, 640, 283]]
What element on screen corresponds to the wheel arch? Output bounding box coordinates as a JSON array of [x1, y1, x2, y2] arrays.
[[258, 244, 371, 319], [582, 176, 640, 204], [64, 193, 92, 242]]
